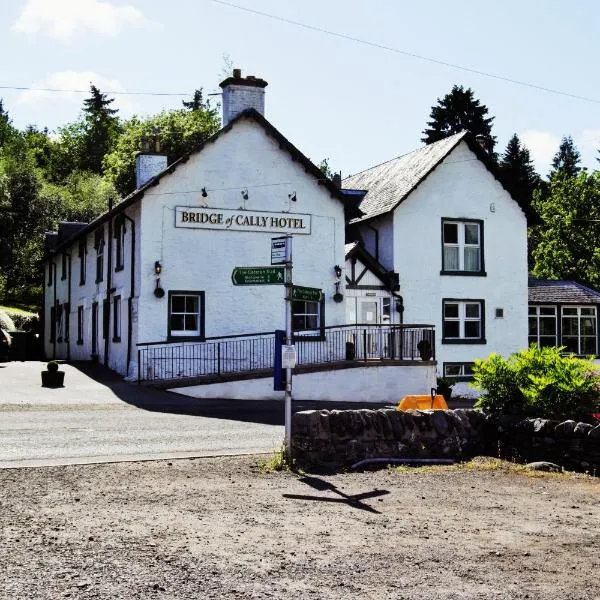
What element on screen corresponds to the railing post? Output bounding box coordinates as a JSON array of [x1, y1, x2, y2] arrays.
[[363, 329, 367, 362], [390, 328, 395, 360], [137, 349, 141, 384], [217, 342, 221, 376]]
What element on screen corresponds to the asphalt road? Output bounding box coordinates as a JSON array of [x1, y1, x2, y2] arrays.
[[0, 361, 286, 467]]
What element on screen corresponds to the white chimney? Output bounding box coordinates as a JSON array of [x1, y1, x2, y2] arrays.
[[135, 128, 167, 188], [219, 68, 268, 126]]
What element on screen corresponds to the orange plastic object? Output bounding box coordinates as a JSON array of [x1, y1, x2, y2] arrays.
[[397, 395, 448, 411]]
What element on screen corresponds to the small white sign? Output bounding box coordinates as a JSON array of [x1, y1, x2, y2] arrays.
[[282, 345, 297, 369], [271, 236, 288, 265]]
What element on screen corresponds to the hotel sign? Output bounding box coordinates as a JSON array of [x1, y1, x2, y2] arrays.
[[175, 207, 311, 234]]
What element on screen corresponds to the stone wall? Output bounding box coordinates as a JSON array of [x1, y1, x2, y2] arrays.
[[291, 408, 600, 472], [487, 416, 600, 474], [291, 408, 487, 470]]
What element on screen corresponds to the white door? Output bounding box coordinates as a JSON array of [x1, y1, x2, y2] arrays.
[[358, 299, 380, 358]]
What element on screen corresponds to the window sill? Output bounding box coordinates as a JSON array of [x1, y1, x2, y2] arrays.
[[112, 336, 121, 343], [95, 279, 103, 284], [167, 335, 205, 342], [440, 270, 487, 277], [115, 265, 124, 272], [442, 338, 487, 345], [293, 332, 326, 342], [79, 280, 86, 286]]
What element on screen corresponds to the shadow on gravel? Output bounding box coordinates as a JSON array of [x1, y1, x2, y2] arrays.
[[283, 475, 390, 514]]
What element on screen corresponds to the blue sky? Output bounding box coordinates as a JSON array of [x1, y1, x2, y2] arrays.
[[2, 0, 599, 178]]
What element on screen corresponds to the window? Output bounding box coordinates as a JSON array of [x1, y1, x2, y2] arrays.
[[528, 306, 557, 348], [95, 229, 104, 283], [114, 217, 125, 272], [79, 237, 86, 285], [443, 362, 475, 380], [168, 291, 205, 339], [49, 305, 56, 342], [441, 219, 484, 274], [61, 253, 67, 280], [63, 303, 70, 342], [56, 303, 64, 343], [113, 296, 121, 342], [442, 299, 485, 344], [292, 297, 325, 339], [91, 302, 98, 355], [48, 263, 53, 286], [562, 306, 597, 356], [102, 300, 109, 340], [77, 306, 84, 344]]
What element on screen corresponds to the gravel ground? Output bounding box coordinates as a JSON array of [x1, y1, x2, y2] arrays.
[[1, 455, 599, 599]]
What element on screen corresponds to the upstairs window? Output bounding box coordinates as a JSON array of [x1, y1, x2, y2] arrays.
[[78, 237, 87, 285], [61, 253, 67, 280], [47, 263, 53, 286], [114, 216, 126, 272], [95, 229, 104, 283], [442, 219, 484, 274]]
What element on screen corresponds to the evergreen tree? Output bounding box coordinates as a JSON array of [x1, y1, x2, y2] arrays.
[[422, 85, 496, 156], [550, 135, 581, 179], [0, 100, 15, 148], [499, 134, 541, 222], [182, 89, 207, 111], [80, 84, 120, 174]]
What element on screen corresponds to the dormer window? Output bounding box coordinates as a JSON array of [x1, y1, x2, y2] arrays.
[[94, 228, 105, 283]]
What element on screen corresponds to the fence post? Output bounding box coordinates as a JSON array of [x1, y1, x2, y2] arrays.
[[363, 329, 367, 362], [137, 349, 141, 384], [217, 343, 222, 376]]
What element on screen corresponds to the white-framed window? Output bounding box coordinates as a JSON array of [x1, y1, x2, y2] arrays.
[[442, 299, 485, 343], [95, 236, 104, 283], [442, 219, 483, 273], [292, 300, 321, 332], [168, 291, 205, 338], [79, 237, 87, 285], [443, 362, 475, 380], [528, 305, 557, 348], [561, 306, 597, 356]]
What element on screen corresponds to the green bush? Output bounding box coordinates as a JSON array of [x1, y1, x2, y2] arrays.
[[472, 345, 600, 421], [0, 310, 16, 332]]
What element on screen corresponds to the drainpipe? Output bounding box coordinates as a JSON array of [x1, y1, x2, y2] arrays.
[[52, 259, 57, 360], [104, 202, 114, 368], [122, 212, 136, 375]]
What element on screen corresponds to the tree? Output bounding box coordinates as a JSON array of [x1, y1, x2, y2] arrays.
[[80, 84, 121, 174], [498, 134, 541, 222], [103, 107, 220, 196], [531, 171, 600, 289], [550, 135, 581, 179], [0, 100, 16, 148], [422, 85, 496, 156], [182, 89, 209, 111]]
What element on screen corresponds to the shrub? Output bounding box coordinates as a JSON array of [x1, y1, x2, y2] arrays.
[[472, 345, 600, 421], [0, 310, 16, 332]]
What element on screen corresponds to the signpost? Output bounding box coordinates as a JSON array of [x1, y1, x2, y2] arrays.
[[292, 285, 322, 303], [231, 266, 284, 286], [271, 236, 288, 265]]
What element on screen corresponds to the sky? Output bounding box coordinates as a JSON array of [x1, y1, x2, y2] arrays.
[[1, 0, 599, 179]]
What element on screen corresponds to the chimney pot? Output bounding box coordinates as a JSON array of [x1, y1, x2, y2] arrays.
[[233, 68, 241, 78]]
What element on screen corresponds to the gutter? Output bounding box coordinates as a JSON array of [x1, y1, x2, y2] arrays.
[[104, 202, 114, 368], [66, 252, 72, 361], [122, 212, 136, 375]]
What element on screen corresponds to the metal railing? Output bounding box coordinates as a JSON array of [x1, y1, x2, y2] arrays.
[[137, 323, 435, 383]]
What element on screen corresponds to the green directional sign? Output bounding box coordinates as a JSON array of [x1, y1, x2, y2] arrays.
[[231, 266, 285, 285], [292, 285, 322, 302]]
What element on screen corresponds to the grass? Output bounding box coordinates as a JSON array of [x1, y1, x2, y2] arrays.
[[0, 304, 38, 316], [257, 444, 305, 474]]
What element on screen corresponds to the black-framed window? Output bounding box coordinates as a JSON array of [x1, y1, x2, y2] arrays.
[[102, 299, 109, 340], [77, 306, 84, 344], [49, 305, 56, 342], [441, 219, 485, 275], [292, 297, 325, 339], [56, 302, 64, 343], [528, 305, 557, 348], [168, 291, 205, 339], [114, 217, 125, 272], [561, 306, 597, 356], [78, 237, 87, 285], [443, 362, 475, 381], [442, 299, 486, 344], [113, 296, 121, 342], [61, 253, 67, 280], [91, 302, 98, 354], [48, 263, 53, 286], [63, 303, 70, 342], [95, 228, 104, 283]]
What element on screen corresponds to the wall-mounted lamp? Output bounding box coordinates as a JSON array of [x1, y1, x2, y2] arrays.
[[241, 188, 249, 201], [201, 187, 208, 198], [288, 192, 297, 202], [154, 260, 162, 275], [334, 265, 342, 279]]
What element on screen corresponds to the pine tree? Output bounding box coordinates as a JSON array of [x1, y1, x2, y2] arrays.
[[550, 135, 581, 179], [0, 99, 14, 148], [422, 85, 496, 155], [80, 84, 120, 174], [182, 89, 206, 111], [499, 134, 541, 222]]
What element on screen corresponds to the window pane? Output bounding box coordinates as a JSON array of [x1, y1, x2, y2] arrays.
[[445, 365, 461, 376], [465, 303, 480, 318], [539, 318, 556, 335], [292, 315, 305, 330], [443, 223, 458, 244], [184, 315, 198, 331], [443, 321, 459, 338], [528, 317, 538, 335], [306, 315, 318, 329], [581, 317, 596, 336], [563, 307, 577, 316], [540, 307, 556, 315], [463, 247, 480, 271], [539, 336, 556, 348], [463, 364, 474, 376], [528, 335, 538, 346], [562, 336, 578, 354], [465, 321, 481, 338], [170, 315, 184, 330], [529, 307, 537, 315], [444, 303, 459, 318], [581, 307, 595, 316], [464, 223, 479, 245], [443, 247, 459, 270], [186, 296, 198, 313], [172, 296, 185, 312], [581, 336, 597, 355], [562, 317, 578, 336]]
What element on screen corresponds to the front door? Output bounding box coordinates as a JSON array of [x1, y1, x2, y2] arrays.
[[358, 299, 380, 358]]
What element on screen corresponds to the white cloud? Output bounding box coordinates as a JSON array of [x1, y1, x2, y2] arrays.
[[519, 130, 560, 174], [12, 0, 147, 42], [18, 71, 134, 112]]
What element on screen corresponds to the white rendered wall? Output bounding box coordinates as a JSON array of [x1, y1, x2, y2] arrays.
[[137, 118, 347, 344], [170, 364, 436, 402], [390, 141, 528, 370]]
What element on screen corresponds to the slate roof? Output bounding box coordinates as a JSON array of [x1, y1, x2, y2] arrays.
[[343, 131, 513, 223], [528, 279, 600, 304]]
